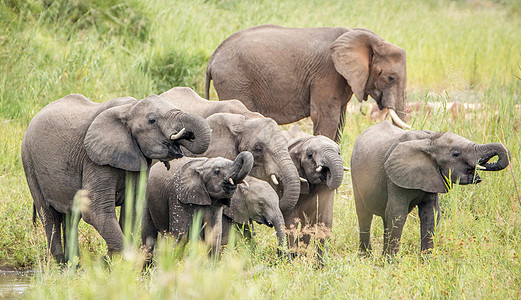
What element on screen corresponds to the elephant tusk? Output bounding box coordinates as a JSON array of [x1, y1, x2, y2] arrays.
[[241, 180, 249, 187], [343, 166, 350, 171], [228, 177, 234, 185], [316, 165, 323, 173], [170, 128, 186, 140], [299, 177, 308, 182], [476, 164, 487, 170], [389, 109, 411, 130], [271, 174, 279, 185]]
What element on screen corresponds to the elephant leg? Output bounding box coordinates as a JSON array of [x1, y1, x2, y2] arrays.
[[82, 169, 124, 254], [203, 206, 223, 255], [141, 207, 158, 255], [355, 204, 373, 254], [383, 186, 410, 256], [315, 189, 335, 261], [418, 193, 440, 253], [310, 77, 349, 141], [335, 92, 352, 142], [41, 206, 65, 264]]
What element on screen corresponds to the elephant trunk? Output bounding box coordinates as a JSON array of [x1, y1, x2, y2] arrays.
[[275, 150, 301, 212], [476, 143, 511, 171], [174, 112, 212, 154], [270, 211, 287, 248], [229, 151, 254, 183], [321, 148, 344, 190]]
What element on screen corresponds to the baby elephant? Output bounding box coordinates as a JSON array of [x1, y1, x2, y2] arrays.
[[142, 152, 253, 255], [221, 176, 286, 248], [351, 121, 511, 256]]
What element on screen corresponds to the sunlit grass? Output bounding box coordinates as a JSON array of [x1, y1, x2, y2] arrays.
[[0, 0, 520, 298]]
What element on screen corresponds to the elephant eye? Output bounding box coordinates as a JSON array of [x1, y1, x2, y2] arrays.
[[452, 151, 460, 158], [148, 118, 156, 125], [388, 75, 395, 82], [307, 153, 313, 159], [214, 169, 220, 175]]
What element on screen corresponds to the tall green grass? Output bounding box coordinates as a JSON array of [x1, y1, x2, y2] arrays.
[[0, 0, 520, 298]]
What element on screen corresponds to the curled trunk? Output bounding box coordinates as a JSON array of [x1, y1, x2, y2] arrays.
[[322, 148, 345, 190], [476, 143, 511, 171], [175, 113, 212, 154], [230, 151, 254, 182]]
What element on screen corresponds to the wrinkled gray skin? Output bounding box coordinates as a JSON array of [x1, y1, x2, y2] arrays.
[[351, 121, 511, 256], [282, 125, 344, 250], [21, 94, 211, 264], [206, 25, 408, 141], [187, 113, 301, 213], [142, 152, 254, 255], [221, 176, 285, 247], [160, 87, 263, 119]]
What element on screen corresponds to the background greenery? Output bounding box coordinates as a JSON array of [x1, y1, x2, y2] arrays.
[[0, 0, 520, 298]]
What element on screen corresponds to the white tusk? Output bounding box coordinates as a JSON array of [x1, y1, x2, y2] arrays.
[[170, 128, 186, 140], [241, 180, 249, 187], [299, 177, 308, 182], [389, 109, 411, 130], [476, 164, 487, 170], [316, 165, 323, 173], [228, 177, 234, 185], [343, 166, 350, 171], [271, 174, 279, 185]]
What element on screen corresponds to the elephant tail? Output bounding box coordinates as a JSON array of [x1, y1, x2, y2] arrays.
[[204, 65, 212, 100], [32, 204, 37, 225]]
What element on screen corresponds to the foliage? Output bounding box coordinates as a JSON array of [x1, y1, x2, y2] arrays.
[[0, 0, 520, 298]]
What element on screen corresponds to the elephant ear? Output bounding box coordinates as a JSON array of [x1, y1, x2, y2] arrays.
[[331, 29, 383, 102], [223, 185, 250, 224], [173, 159, 212, 206], [84, 103, 146, 172], [205, 113, 245, 156], [384, 139, 448, 193], [287, 137, 311, 195]]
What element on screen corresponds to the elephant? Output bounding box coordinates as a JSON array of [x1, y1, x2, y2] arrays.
[[281, 125, 345, 252], [141, 152, 254, 255], [350, 121, 511, 256], [21, 94, 211, 263], [205, 25, 410, 141], [221, 176, 286, 248], [160, 87, 262, 119], [186, 112, 301, 213]]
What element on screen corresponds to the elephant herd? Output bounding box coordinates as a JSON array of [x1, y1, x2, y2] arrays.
[[21, 25, 511, 265]]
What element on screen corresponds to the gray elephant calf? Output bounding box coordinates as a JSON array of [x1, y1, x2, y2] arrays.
[[22, 94, 211, 263], [282, 125, 345, 251], [221, 176, 286, 247], [351, 121, 511, 256], [142, 152, 253, 255]]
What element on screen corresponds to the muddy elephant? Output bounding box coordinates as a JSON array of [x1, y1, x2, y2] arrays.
[[281, 126, 345, 252], [142, 152, 254, 255], [206, 25, 410, 141], [186, 112, 301, 213], [351, 121, 511, 256], [221, 176, 285, 248], [160, 87, 262, 119], [21, 94, 211, 263]]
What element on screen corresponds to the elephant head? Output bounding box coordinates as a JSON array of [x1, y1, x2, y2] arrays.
[[224, 176, 286, 247], [84, 94, 212, 171], [284, 126, 344, 194], [173, 152, 254, 206], [384, 131, 511, 193], [331, 28, 409, 129], [202, 113, 301, 212]]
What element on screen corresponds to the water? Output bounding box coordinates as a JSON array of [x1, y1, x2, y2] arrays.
[[0, 270, 34, 299]]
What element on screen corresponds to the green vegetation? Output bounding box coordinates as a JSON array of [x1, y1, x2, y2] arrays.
[[0, 0, 520, 298]]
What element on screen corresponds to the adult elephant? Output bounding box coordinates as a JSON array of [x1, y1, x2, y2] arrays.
[[282, 126, 345, 254], [22, 94, 211, 263], [205, 25, 410, 141], [186, 113, 301, 213], [351, 121, 511, 256], [160, 87, 262, 119]]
